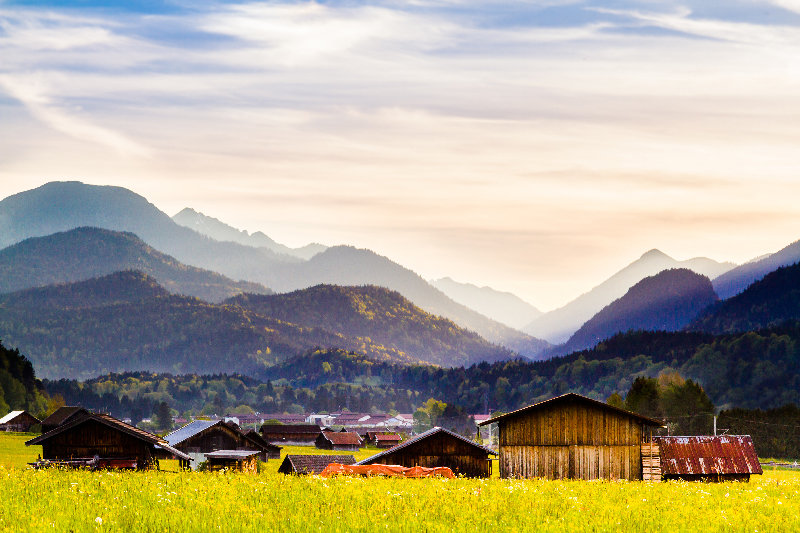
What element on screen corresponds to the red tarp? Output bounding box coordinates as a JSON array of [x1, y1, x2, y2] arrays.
[[320, 463, 455, 478]]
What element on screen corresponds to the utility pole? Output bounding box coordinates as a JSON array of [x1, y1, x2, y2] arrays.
[[713, 415, 717, 436]]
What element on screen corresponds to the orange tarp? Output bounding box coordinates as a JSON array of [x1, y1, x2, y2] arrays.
[[320, 463, 455, 478]]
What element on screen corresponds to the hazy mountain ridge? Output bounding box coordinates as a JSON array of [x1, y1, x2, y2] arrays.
[[713, 239, 800, 299], [558, 268, 718, 354], [691, 261, 800, 334], [172, 207, 326, 260], [524, 249, 735, 344], [0, 227, 271, 303], [226, 284, 515, 367], [430, 277, 542, 329]]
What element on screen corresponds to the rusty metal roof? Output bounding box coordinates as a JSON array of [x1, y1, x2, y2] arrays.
[[477, 393, 665, 427], [656, 435, 763, 476]]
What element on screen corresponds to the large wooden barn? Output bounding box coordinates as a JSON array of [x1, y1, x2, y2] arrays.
[[27, 412, 190, 469], [0, 410, 40, 432], [356, 426, 496, 478], [164, 420, 281, 466], [478, 393, 664, 480]]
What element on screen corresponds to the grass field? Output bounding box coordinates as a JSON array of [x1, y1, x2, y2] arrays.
[[2, 434, 798, 532]]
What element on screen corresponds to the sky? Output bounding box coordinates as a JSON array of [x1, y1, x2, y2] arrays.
[[2, 0, 800, 311]]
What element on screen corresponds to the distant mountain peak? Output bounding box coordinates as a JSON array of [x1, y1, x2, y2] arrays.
[[639, 249, 671, 261]]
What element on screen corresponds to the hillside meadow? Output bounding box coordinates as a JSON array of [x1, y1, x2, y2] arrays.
[[1, 434, 799, 532]]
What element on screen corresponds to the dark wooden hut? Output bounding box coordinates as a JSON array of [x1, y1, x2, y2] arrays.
[[204, 450, 260, 473], [26, 412, 190, 469], [478, 393, 664, 480], [278, 454, 357, 475], [356, 426, 495, 478], [369, 432, 402, 448], [316, 431, 363, 451], [0, 410, 40, 432], [654, 435, 762, 482], [164, 420, 281, 463], [40, 406, 89, 433], [261, 423, 322, 445]]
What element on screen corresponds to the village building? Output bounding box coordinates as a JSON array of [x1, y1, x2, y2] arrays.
[[653, 435, 762, 482], [316, 430, 363, 451], [0, 410, 40, 432], [26, 411, 190, 469], [477, 392, 664, 481], [261, 423, 323, 445], [372, 433, 402, 448], [164, 420, 281, 468], [40, 406, 89, 433], [357, 426, 496, 478], [260, 413, 308, 425], [204, 450, 260, 473], [278, 454, 357, 475]]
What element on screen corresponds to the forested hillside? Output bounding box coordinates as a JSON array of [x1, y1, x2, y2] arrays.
[[0, 339, 49, 416], [691, 262, 800, 334]]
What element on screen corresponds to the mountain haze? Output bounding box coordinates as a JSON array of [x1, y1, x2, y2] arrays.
[[0, 227, 271, 302], [524, 249, 734, 344], [713, 239, 800, 299], [430, 277, 542, 329], [558, 268, 718, 354]]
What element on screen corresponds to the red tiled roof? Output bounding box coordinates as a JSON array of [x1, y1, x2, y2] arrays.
[[321, 431, 363, 446]]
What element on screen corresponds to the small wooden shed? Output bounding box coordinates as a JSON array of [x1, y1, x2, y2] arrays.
[[26, 412, 190, 469], [164, 420, 281, 464], [316, 430, 363, 451], [0, 410, 40, 432], [278, 454, 357, 475], [654, 435, 762, 482], [372, 433, 402, 448], [204, 450, 260, 473], [357, 426, 496, 478], [261, 424, 322, 445], [478, 393, 664, 480]]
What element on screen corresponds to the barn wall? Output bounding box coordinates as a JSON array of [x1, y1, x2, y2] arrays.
[[370, 433, 490, 478], [180, 426, 247, 453], [40, 420, 153, 465], [497, 400, 646, 480]]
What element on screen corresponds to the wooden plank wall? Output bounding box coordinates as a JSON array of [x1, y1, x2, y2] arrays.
[[641, 442, 661, 481], [41, 420, 153, 466], [498, 400, 646, 480]]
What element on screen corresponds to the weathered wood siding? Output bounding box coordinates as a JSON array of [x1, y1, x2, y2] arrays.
[[498, 400, 646, 480], [207, 456, 258, 473], [40, 419, 154, 466], [366, 432, 491, 478]]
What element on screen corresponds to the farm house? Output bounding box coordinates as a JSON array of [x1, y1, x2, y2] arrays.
[[652, 435, 763, 482], [204, 450, 260, 473], [26, 412, 190, 469], [0, 410, 40, 432], [478, 393, 664, 480], [356, 426, 496, 478], [261, 423, 322, 445], [316, 430, 363, 451], [278, 454, 357, 475], [164, 420, 281, 466]]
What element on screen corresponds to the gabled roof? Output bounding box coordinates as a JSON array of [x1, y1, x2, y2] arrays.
[[205, 450, 260, 460], [374, 434, 402, 442], [40, 406, 88, 428], [261, 424, 323, 434], [164, 420, 221, 446], [279, 454, 357, 474], [243, 429, 282, 451], [0, 410, 38, 425], [27, 412, 191, 461], [656, 435, 763, 476], [356, 427, 495, 466], [476, 393, 665, 427], [319, 431, 363, 446]]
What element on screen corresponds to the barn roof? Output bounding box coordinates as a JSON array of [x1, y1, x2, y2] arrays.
[[656, 435, 763, 476], [279, 454, 357, 474], [374, 434, 402, 442], [27, 412, 191, 461], [261, 424, 323, 434], [205, 450, 260, 460], [164, 420, 221, 446], [0, 410, 38, 424], [319, 431, 362, 446], [356, 426, 495, 466], [40, 406, 89, 428], [243, 429, 282, 451], [477, 393, 665, 427]]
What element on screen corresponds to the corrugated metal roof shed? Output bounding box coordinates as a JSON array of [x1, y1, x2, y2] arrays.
[[657, 435, 763, 476]]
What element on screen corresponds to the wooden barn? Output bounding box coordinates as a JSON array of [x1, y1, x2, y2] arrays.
[[26, 412, 190, 469], [243, 429, 282, 459], [316, 430, 363, 451], [164, 420, 281, 466], [372, 433, 402, 449], [278, 454, 357, 475], [261, 423, 322, 445], [204, 450, 260, 473], [40, 406, 89, 433], [356, 426, 496, 478], [653, 435, 763, 482], [0, 410, 40, 432], [478, 393, 664, 481]]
